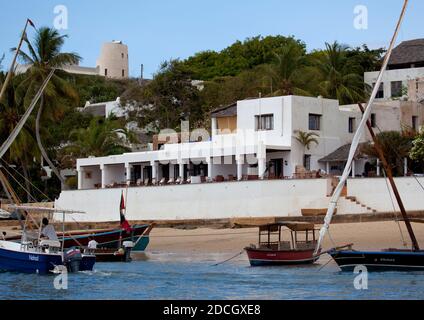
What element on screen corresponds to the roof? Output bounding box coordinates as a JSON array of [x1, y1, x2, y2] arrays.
[[318, 143, 370, 163], [211, 103, 237, 118], [259, 222, 316, 232], [388, 39, 424, 67], [82, 104, 106, 117]]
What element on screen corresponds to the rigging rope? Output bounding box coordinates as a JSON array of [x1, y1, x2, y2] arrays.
[[382, 169, 408, 247]]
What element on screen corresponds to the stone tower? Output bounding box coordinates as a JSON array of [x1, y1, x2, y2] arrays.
[[96, 40, 129, 79]]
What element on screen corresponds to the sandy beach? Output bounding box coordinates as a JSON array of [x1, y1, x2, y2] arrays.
[[148, 221, 424, 254], [3, 220, 424, 255]]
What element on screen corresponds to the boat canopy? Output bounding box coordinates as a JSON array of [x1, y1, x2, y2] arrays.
[[259, 222, 316, 233]]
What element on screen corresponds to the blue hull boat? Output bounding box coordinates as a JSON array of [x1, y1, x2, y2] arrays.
[[0, 241, 62, 274], [0, 241, 96, 274]]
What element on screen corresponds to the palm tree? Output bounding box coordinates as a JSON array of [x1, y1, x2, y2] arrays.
[[316, 42, 367, 105], [362, 131, 413, 176], [63, 117, 134, 161], [16, 27, 81, 185], [295, 131, 320, 167], [0, 75, 40, 201], [263, 43, 313, 96]]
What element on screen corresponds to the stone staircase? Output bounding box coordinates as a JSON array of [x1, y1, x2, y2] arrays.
[[341, 196, 378, 214]]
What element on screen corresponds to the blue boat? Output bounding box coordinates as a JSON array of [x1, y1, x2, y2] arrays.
[[0, 239, 95, 274]]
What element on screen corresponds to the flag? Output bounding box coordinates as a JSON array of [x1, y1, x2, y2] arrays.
[[119, 191, 126, 223], [27, 19, 35, 28], [119, 191, 132, 233]]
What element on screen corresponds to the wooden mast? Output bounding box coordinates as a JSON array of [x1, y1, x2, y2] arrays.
[[358, 103, 420, 251]]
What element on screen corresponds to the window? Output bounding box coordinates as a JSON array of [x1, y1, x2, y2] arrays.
[[391, 81, 403, 98], [309, 114, 321, 131], [304, 155, 311, 171], [348, 117, 356, 133], [412, 116, 418, 131], [121, 53, 124, 59], [255, 114, 274, 131], [122, 69, 125, 77], [373, 82, 384, 99], [371, 113, 377, 128], [105, 68, 108, 76]]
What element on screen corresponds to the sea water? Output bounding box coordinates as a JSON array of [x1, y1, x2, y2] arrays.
[[1, 252, 424, 300]]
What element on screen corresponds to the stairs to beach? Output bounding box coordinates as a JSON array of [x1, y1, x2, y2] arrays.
[[341, 196, 378, 214]]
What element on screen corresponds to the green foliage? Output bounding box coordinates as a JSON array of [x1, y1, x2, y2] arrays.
[[410, 130, 424, 162], [181, 35, 306, 80], [63, 117, 133, 160], [72, 74, 130, 105], [295, 131, 320, 150], [315, 42, 370, 105], [362, 131, 413, 176], [122, 60, 205, 131]]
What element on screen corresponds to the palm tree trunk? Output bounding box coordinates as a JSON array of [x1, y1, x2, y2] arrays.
[[36, 96, 67, 188]]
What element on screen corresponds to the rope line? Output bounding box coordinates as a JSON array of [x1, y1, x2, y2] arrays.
[[212, 250, 245, 267]]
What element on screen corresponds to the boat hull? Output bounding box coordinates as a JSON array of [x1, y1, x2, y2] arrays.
[[329, 249, 424, 272], [245, 248, 319, 267], [0, 242, 62, 274], [62, 225, 150, 251]]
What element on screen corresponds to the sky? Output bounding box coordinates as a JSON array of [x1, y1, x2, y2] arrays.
[[0, 0, 422, 78]]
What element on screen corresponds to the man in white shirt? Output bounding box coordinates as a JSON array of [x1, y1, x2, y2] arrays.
[[41, 218, 59, 241]]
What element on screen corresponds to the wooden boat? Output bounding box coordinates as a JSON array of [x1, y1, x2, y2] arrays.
[[329, 247, 424, 272], [317, 0, 424, 272], [61, 224, 154, 252], [245, 222, 320, 266]]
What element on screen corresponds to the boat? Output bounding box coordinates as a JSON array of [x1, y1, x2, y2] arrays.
[[245, 222, 320, 266], [0, 28, 96, 274], [316, 0, 424, 272], [0, 206, 96, 274], [61, 192, 154, 262]]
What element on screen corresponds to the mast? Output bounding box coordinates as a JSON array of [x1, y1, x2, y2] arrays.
[[315, 0, 410, 254], [358, 103, 419, 251], [0, 69, 55, 159], [0, 19, 35, 104]]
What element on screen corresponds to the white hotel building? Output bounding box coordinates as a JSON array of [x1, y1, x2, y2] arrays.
[[55, 40, 424, 222], [75, 94, 420, 191]]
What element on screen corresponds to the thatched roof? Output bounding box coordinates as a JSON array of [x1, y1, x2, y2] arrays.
[[319, 143, 370, 163], [389, 39, 424, 67]]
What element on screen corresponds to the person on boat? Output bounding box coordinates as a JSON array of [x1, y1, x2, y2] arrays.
[[41, 218, 59, 241]]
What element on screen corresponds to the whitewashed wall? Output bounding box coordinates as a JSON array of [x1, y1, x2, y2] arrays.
[[348, 177, 424, 212], [55, 179, 331, 222]]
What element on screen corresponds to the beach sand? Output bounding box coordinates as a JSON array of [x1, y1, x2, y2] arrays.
[[148, 221, 424, 254]]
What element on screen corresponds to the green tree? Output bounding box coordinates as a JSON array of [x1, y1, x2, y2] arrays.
[[410, 130, 424, 162], [362, 131, 413, 176], [0, 75, 40, 201], [181, 35, 306, 80], [63, 117, 133, 160], [264, 42, 313, 96], [295, 131, 319, 167], [122, 60, 204, 131], [316, 42, 368, 104], [16, 27, 81, 185]]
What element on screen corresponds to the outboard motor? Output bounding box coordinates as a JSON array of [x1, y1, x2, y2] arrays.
[[65, 248, 83, 273], [122, 241, 134, 262]]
